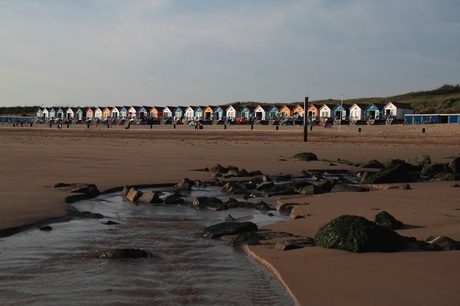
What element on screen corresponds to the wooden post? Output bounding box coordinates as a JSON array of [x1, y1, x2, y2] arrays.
[[304, 97, 309, 142]]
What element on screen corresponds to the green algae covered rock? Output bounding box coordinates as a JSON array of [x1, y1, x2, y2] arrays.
[[314, 215, 407, 253], [293, 152, 318, 161], [374, 211, 404, 230]]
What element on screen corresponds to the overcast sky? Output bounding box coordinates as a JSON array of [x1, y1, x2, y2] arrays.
[[1, 0, 459, 107]]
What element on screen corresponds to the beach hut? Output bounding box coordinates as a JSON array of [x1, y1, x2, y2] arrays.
[[36, 107, 44, 120], [194, 106, 205, 120], [365, 103, 385, 120], [162, 106, 174, 118], [279, 105, 294, 119], [85, 107, 96, 120], [332, 104, 349, 120], [41, 107, 50, 121], [102, 107, 111, 120], [254, 105, 270, 120], [212, 106, 225, 120], [349, 103, 368, 121], [173, 106, 187, 120], [240, 105, 255, 121], [184, 106, 195, 120], [55, 107, 66, 120], [203, 106, 213, 120], [149, 106, 162, 119], [66, 107, 76, 120], [226, 105, 243, 120], [267, 105, 281, 119], [111, 106, 121, 120], [319, 104, 334, 119], [307, 104, 320, 120], [383, 102, 414, 120], [292, 104, 304, 118]]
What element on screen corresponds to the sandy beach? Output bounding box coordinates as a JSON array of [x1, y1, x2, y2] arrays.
[[1, 122, 460, 305]]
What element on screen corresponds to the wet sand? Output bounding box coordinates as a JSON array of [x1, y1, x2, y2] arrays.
[[1, 122, 460, 305]]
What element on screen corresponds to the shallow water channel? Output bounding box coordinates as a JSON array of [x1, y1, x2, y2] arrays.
[[0, 185, 294, 305]]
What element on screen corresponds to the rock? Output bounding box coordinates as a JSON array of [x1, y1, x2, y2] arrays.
[[231, 232, 263, 247], [447, 157, 460, 175], [272, 174, 292, 181], [400, 183, 411, 190], [276, 202, 300, 215], [255, 181, 275, 191], [220, 182, 247, 194], [330, 184, 369, 193], [248, 170, 263, 176], [297, 184, 322, 195], [317, 179, 335, 193], [421, 163, 449, 175], [262, 175, 272, 182], [423, 236, 460, 251], [406, 155, 432, 167], [255, 201, 271, 211], [163, 192, 185, 204], [39, 225, 52, 231], [293, 152, 318, 161], [192, 196, 224, 210], [71, 211, 105, 219], [314, 215, 408, 253], [202, 221, 258, 239], [275, 237, 314, 251], [374, 211, 404, 230], [105, 220, 119, 225], [224, 214, 236, 221], [432, 173, 456, 181], [124, 187, 143, 202], [96, 248, 149, 259], [359, 159, 384, 169], [360, 161, 415, 184], [211, 164, 228, 173], [175, 178, 195, 191], [138, 191, 163, 204]]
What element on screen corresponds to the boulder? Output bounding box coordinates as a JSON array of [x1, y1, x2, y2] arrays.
[[175, 178, 195, 191], [39, 225, 53, 231], [255, 181, 275, 191], [293, 152, 318, 161], [448, 157, 460, 175], [359, 159, 384, 169], [360, 161, 415, 184], [163, 192, 185, 205], [406, 155, 432, 167], [96, 248, 149, 259], [192, 196, 224, 210], [275, 237, 314, 251], [330, 184, 369, 193], [423, 236, 460, 251], [314, 215, 408, 253], [138, 191, 163, 204], [317, 179, 335, 193], [231, 232, 263, 247], [421, 163, 449, 175], [220, 182, 247, 194], [210, 164, 228, 173], [202, 221, 258, 239], [124, 187, 143, 202], [374, 211, 404, 230]]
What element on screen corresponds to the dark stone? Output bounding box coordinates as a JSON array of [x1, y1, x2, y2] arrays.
[[297, 184, 322, 195], [224, 214, 236, 221], [423, 236, 460, 251], [275, 237, 315, 251], [248, 170, 263, 176], [96, 248, 149, 259], [406, 155, 432, 167], [163, 192, 185, 204], [138, 191, 163, 204], [220, 182, 247, 194], [293, 152, 318, 161], [256, 181, 275, 191], [374, 211, 404, 230], [175, 178, 195, 191], [71, 211, 105, 219], [124, 187, 143, 202], [231, 232, 263, 247], [211, 164, 228, 173], [330, 184, 369, 193], [273, 174, 292, 181], [255, 201, 271, 211], [447, 157, 460, 175], [70, 183, 99, 196], [400, 183, 411, 190], [432, 173, 457, 181], [360, 161, 415, 184], [105, 220, 119, 225], [202, 221, 258, 239], [359, 159, 384, 169], [192, 196, 224, 210], [39, 225, 53, 231], [314, 215, 408, 253], [421, 163, 449, 175]]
